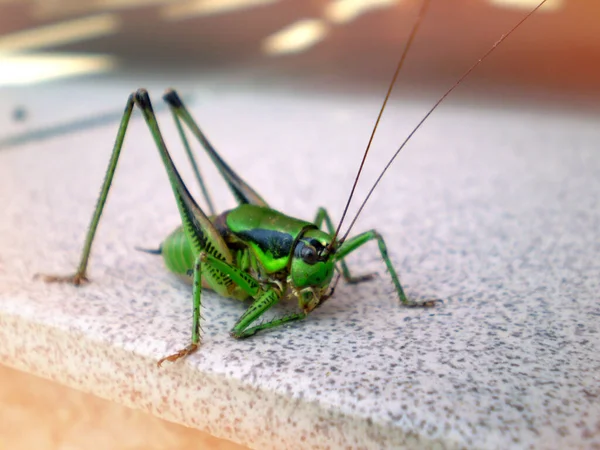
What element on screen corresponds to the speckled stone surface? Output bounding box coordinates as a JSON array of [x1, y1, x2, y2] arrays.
[[0, 88, 599, 449]]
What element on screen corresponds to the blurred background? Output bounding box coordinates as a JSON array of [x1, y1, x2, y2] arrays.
[[1, 1, 599, 449], [1, 0, 600, 144]]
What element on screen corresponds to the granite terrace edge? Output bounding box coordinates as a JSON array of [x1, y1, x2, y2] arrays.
[[0, 310, 463, 450]]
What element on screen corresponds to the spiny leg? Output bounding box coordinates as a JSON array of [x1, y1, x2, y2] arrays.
[[313, 207, 375, 284], [163, 89, 269, 207], [154, 246, 277, 365], [157, 254, 203, 367], [35, 94, 136, 285], [230, 289, 305, 339], [84, 89, 273, 364], [135, 90, 254, 362], [336, 230, 435, 307], [170, 109, 216, 215], [179, 253, 298, 343], [158, 249, 271, 364], [201, 254, 311, 339], [132, 89, 234, 264], [133, 90, 260, 364]]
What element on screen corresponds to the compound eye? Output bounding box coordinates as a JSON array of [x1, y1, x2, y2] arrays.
[[301, 245, 318, 264]]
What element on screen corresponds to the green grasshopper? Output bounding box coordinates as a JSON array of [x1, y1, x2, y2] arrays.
[[38, 0, 547, 366]]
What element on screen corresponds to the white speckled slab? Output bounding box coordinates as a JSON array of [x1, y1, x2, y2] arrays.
[[0, 87, 599, 449]]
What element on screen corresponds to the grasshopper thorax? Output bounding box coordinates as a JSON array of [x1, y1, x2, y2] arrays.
[[291, 228, 336, 290]]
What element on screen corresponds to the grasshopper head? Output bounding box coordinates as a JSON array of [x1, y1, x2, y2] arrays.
[[290, 229, 335, 291]]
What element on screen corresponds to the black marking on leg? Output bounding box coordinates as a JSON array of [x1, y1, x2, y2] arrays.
[[134, 89, 152, 110], [125, 93, 135, 111], [163, 89, 184, 108]]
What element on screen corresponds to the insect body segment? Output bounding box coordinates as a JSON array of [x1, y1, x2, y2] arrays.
[[160, 204, 337, 294], [227, 204, 316, 274]]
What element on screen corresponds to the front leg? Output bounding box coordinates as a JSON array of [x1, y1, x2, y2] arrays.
[[336, 230, 436, 307], [160, 251, 305, 346], [313, 207, 375, 284], [229, 288, 302, 339]]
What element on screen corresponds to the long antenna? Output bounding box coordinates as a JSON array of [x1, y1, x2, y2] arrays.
[[341, 0, 548, 241], [327, 0, 432, 251]]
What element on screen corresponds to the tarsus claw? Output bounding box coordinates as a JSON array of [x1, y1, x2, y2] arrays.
[[157, 343, 198, 367], [34, 272, 89, 286]]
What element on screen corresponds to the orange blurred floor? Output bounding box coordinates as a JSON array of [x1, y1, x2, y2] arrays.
[[0, 364, 248, 450]]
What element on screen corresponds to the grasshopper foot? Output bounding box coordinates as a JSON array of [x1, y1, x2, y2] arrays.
[[404, 298, 442, 308], [157, 343, 198, 367], [34, 272, 89, 286], [345, 272, 377, 284]]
